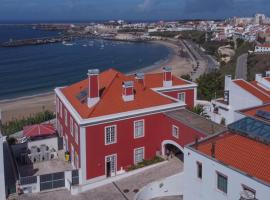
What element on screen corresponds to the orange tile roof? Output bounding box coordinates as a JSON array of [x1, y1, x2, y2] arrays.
[[250, 80, 270, 96], [197, 132, 270, 184], [128, 73, 191, 88], [61, 69, 176, 119], [239, 104, 270, 122], [233, 79, 270, 103]]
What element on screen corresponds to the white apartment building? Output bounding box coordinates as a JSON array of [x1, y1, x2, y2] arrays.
[[207, 74, 270, 125], [184, 116, 270, 200], [255, 44, 270, 53]]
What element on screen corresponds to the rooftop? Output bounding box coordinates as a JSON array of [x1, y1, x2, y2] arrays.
[[238, 104, 270, 123], [165, 109, 226, 135], [195, 131, 270, 185], [233, 79, 270, 103], [61, 69, 193, 119]]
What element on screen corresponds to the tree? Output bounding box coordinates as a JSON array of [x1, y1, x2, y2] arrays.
[[196, 71, 224, 101], [181, 74, 192, 81]]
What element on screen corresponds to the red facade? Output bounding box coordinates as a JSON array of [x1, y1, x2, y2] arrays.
[[163, 89, 195, 108], [84, 112, 205, 179]]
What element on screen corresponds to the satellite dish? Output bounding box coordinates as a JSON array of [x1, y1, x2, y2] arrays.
[[240, 190, 255, 199]]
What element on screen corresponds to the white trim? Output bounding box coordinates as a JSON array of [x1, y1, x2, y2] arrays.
[[177, 92, 186, 102], [153, 83, 197, 92], [134, 119, 145, 139], [161, 140, 184, 156], [79, 127, 86, 184], [105, 154, 117, 177], [55, 87, 185, 126], [70, 116, 74, 136], [104, 125, 117, 145], [134, 147, 145, 164]]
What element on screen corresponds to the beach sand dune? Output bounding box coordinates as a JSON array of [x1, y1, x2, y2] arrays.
[[0, 40, 195, 123]]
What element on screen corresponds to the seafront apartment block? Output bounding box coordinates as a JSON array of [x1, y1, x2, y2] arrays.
[[54, 67, 213, 185]]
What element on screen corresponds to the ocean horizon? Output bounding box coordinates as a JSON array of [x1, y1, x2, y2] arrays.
[[0, 25, 172, 100]]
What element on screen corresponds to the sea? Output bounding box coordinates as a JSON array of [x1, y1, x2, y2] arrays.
[[0, 25, 171, 100]]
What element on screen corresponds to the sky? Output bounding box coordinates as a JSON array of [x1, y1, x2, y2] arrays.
[[0, 0, 270, 22]]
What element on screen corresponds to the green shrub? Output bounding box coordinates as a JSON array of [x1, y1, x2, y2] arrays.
[[0, 110, 55, 136], [127, 156, 164, 171]]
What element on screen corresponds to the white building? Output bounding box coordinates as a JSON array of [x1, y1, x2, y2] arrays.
[[207, 75, 270, 125], [184, 116, 270, 200], [255, 44, 270, 53], [0, 134, 6, 200]]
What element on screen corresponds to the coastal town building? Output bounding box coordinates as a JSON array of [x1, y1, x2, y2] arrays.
[[54, 67, 216, 186], [184, 116, 270, 200], [255, 43, 270, 53], [207, 73, 270, 125]]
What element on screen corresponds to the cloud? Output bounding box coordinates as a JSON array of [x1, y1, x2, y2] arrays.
[[137, 0, 162, 11]]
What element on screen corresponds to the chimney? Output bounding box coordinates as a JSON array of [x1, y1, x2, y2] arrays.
[[163, 67, 172, 87], [122, 81, 134, 102], [224, 75, 232, 91], [136, 72, 145, 85], [211, 142, 216, 158], [255, 74, 262, 82], [87, 69, 100, 107]]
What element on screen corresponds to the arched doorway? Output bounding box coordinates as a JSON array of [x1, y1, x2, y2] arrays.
[[161, 140, 184, 161]]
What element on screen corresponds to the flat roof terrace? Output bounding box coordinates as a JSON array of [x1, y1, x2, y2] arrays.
[[165, 109, 227, 135], [18, 150, 73, 177]]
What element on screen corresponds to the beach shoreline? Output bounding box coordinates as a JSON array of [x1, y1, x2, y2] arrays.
[[0, 39, 194, 123]]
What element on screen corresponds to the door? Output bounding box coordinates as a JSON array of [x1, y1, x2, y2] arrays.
[[105, 154, 116, 177]]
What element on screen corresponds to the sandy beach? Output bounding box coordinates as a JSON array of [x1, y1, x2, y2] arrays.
[[0, 39, 195, 123]]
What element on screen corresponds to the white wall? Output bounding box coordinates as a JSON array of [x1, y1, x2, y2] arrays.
[[209, 80, 263, 125], [0, 135, 6, 200], [184, 147, 270, 200]]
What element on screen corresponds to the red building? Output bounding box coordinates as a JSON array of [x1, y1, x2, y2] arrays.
[[55, 67, 218, 184]]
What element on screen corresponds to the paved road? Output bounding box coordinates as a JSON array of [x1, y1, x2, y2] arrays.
[[20, 158, 183, 200], [235, 53, 248, 80]]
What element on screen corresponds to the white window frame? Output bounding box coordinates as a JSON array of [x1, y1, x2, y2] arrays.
[[105, 154, 117, 177], [70, 116, 74, 136], [104, 125, 117, 145], [134, 119, 145, 139], [64, 109, 68, 126], [134, 147, 145, 164], [74, 123, 79, 144], [172, 125, 179, 139], [177, 92, 185, 102]]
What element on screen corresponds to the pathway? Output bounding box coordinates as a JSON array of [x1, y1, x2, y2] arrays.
[[235, 53, 248, 80]]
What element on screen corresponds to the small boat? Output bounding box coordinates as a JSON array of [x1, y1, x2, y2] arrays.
[[82, 44, 87, 47], [62, 41, 74, 46]]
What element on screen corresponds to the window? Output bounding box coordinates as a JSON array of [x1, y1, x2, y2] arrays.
[[60, 102, 63, 118], [242, 185, 256, 198], [134, 120, 144, 138], [64, 109, 68, 126], [197, 162, 202, 179], [70, 116, 73, 136], [74, 123, 79, 144], [217, 172, 228, 193], [105, 125, 117, 145], [134, 147, 144, 164], [172, 125, 179, 138], [178, 92, 185, 102]]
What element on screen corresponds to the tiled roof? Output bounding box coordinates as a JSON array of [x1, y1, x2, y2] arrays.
[[233, 79, 270, 103], [257, 43, 270, 48], [61, 69, 178, 119], [196, 132, 270, 184], [250, 80, 270, 96], [238, 104, 270, 123], [128, 73, 191, 88]]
